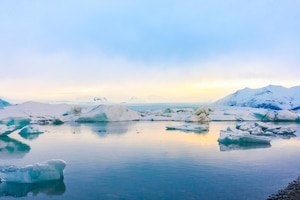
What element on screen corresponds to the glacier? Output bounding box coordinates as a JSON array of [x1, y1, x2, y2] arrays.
[[215, 85, 300, 110], [0, 159, 66, 183]]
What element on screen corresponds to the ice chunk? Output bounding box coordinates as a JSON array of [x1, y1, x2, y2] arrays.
[[18, 125, 44, 140], [262, 110, 299, 121], [0, 159, 66, 183], [218, 127, 271, 144], [166, 124, 209, 132], [76, 105, 140, 122], [0, 118, 30, 136]]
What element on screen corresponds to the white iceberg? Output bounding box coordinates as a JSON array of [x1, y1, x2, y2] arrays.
[[185, 106, 211, 122], [75, 105, 140, 122], [218, 127, 271, 144], [209, 106, 268, 121], [166, 124, 209, 132], [236, 121, 296, 136], [262, 110, 299, 121], [0, 159, 66, 183], [18, 125, 44, 140]]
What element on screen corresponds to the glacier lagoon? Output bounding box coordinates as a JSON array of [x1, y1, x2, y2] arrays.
[[1, 120, 300, 199]]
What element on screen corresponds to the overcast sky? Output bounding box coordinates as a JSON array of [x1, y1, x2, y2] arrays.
[[1, 0, 299, 103]]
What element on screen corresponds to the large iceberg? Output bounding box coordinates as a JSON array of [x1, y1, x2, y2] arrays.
[[75, 105, 140, 122], [218, 127, 272, 144], [218, 121, 297, 146], [262, 110, 299, 122], [0, 159, 66, 183], [236, 121, 296, 136]]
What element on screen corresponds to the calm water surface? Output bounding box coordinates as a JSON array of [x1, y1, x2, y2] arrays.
[[1, 121, 300, 199]]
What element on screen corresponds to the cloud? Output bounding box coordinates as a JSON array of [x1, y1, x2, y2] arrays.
[[0, 48, 299, 102]]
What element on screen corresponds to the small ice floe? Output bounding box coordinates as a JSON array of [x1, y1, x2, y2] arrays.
[[218, 127, 272, 144], [18, 125, 44, 140], [166, 124, 209, 133], [0, 159, 66, 183]]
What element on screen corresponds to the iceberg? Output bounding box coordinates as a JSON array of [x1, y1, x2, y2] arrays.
[[18, 125, 44, 140], [218, 127, 272, 144], [0, 159, 66, 183], [236, 121, 296, 136], [166, 124, 209, 133], [0, 118, 30, 136], [185, 106, 211, 122], [76, 105, 140, 122], [262, 110, 299, 121]]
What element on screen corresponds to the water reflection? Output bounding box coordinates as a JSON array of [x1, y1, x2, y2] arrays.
[[0, 137, 30, 159], [89, 122, 129, 137], [219, 143, 271, 151], [0, 179, 66, 197], [18, 132, 43, 141]]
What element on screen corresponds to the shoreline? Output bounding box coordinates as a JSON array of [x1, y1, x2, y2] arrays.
[[267, 176, 300, 199]]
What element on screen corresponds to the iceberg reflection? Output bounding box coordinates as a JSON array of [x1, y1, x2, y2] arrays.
[[90, 122, 129, 137], [0, 137, 30, 159], [0, 179, 66, 197], [219, 143, 271, 152]]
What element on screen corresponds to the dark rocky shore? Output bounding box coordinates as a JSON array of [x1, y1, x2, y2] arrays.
[[267, 176, 300, 200]]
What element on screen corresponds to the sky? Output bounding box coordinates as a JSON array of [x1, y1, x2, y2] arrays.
[[0, 0, 300, 103]]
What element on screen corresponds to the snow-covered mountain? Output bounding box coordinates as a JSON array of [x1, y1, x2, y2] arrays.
[[0, 98, 11, 108], [215, 85, 300, 110]]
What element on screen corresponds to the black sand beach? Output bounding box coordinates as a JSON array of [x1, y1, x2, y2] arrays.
[[267, 176, 300, 200]]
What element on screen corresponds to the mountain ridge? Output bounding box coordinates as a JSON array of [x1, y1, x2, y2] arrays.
[[215, 85, 300, 110]]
